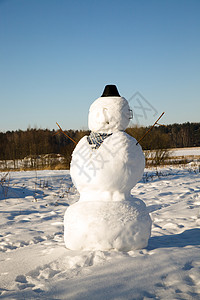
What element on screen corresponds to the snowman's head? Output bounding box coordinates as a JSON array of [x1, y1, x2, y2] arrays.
[[88, 85, 132, 134]]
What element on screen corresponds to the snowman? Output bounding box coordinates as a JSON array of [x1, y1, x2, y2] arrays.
[[64, 85, 152, 251]]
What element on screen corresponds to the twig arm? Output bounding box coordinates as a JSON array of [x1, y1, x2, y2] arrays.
[[55, 122, 77, 144], [136, 112, 165, 145]]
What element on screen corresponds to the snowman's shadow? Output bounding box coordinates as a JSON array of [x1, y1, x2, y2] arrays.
[[147, 228, 200, 250]]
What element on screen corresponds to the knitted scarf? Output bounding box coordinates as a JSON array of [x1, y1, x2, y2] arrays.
[[87, 132, 112, 149]]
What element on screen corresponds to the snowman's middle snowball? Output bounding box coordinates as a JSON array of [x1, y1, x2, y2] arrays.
[[70, 132, 145, 200]]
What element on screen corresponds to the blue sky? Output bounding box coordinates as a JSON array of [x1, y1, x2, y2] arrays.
[[0, 0, 200, 132]]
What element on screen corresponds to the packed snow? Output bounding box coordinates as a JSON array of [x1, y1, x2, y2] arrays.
[[64, 197, 152, 251], [70, 132, 145, 198], [88, 96, 131, 133], [0, 166, 200, 299], [68, 131, 151, 251], [66, 90, 151, 251]]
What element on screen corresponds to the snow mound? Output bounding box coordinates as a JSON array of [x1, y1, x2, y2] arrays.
[[64, 197, 152, 251]]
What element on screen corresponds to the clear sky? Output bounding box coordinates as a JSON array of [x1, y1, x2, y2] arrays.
[[0, 0, 200, 132]]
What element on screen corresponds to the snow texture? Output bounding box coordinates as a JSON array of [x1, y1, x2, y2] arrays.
[[0, 167, 200, 299], [65, 95, 150, 251], [70, 132, 145, 199], [64, 198, 152, 251], [88, 96, 131, 134]]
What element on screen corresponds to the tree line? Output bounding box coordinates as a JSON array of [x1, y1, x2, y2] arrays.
[[127, 122, 200, 150], [0, 122, 199, 169]]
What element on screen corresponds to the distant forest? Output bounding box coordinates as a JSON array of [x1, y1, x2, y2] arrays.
[[0, 122, 200, 169]]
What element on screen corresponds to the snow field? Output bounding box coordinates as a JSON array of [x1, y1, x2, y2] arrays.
[[0, 168, 200, 299]]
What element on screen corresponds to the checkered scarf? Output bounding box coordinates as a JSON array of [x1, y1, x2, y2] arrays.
[[87, 132, 112, 149]]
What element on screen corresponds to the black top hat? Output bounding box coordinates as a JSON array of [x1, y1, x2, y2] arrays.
[[101, 84, 121, 97]]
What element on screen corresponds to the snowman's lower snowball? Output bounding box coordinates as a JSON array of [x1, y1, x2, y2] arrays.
[[64, 197, 152, 251]]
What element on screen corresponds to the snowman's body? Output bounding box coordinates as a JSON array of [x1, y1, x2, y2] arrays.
[[64, 87, 152, 251]]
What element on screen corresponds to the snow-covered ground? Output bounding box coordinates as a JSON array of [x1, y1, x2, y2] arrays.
[[0, 167, 200, 299], [169, 147, 200, 157]]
